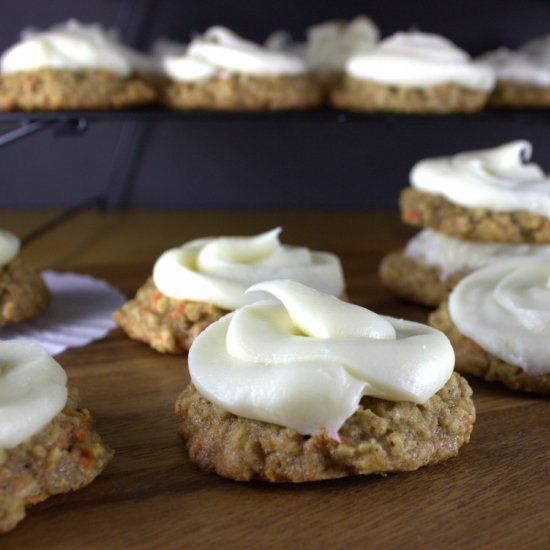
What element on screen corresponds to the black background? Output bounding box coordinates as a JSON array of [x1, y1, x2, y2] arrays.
[[2, 0, 550, 208]]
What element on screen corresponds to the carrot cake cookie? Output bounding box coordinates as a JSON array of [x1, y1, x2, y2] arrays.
[[114, 228, 345, 353], [176, 280, 475, 482], [0, 340, 112, 533], [0, 19, 156, 111], [154, 26, 321, 110], [330, 31, 495, 113], [400, 140, 550, 243], [430, 258, 550, 394]]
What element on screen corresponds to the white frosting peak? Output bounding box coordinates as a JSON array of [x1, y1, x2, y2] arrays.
[[0, 229, 20, 267], [411, 141, 550, 217], [449, 259, 550, 374], [152, 228, 344, 310], [306, 16, 380, 72], [347, 31, 495, 91], [405, 229, 550, 280], [0, 340, 68, 449], [155, 26, 307, 81], [190, 280, 455, 438], [0, 19, 154, 76]]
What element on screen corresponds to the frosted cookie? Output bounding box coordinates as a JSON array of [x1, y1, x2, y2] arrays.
[[0, 19, 156, 111], [429, 259, 550, 394], [0, 340, 113, 533], [176, 280, 475, 483], [114, 228, 345, 354], [380, 229, 550, 306], [400, 141, 550, 243], [479, 35, 550, 108], [305, 16, 379, 88], [330, 31, 494, 113], [0, 229, 50, 325], [154, 26, 321, 110]]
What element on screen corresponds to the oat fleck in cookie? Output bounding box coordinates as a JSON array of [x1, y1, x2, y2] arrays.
[[0, 20, 156, 111], [153, 26, 321, 111], [0, 340, 113, 533], [176, 280, 475, 483], [330, 31, 494, 113], [429, 259, 550, 394], [114, 228, 345, 354], [0, 229, 50, 325]]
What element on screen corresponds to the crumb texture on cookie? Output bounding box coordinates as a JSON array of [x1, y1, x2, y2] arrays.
[[400, 188, 550, 243], [0, 388, 113, 533], [0, 257, 50, 325], [113, 277, 226, 354], [176, 373, 474, 483]]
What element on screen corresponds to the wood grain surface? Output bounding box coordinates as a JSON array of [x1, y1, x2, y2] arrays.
[[1, 209, 548, 550]]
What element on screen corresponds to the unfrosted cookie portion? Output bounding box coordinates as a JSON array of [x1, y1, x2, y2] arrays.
[[429, 301, 550, 395], [330, 77, 488, 113], [176, 373, 474, 483], [0, 257, 50, 326], [0, 68, 156, 111], [379, 251, 464, 307], [113, 277, 226, 354], [159, 73, 321, 111], [400, 188, 550, 243]]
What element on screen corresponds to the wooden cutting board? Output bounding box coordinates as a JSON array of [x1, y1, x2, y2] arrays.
[[2, 261, 548, 550]]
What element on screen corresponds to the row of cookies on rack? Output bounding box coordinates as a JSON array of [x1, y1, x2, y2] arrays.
[[1, 17, 550, 112]]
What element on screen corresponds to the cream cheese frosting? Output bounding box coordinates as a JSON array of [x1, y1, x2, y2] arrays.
[[0, 340, 68, 449], [152, 228, 345, 310], [0, 229, 20, 267], [155, 26, 307, 82], [0, 19, 154, 76], [189, 280, 455, 438], [346, 31, 495, 91], [411, 140, 550, 217], [306, 16, 380, 73], [449, 259, 550, 375], [405, 229, 550, 280]]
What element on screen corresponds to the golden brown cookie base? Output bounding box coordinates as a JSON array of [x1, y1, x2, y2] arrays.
[[329, 77, 488, 113], [0, 257, 50, 326], [0, 388, 113, 533], [176, 373, 475, 483], [379, 251, 465, 307], [159, 73, 322, 111], [400, 188, 550, 243], [0, 69, 156, 111], [429, 301, 550, 394], [113, 277, 227, 354], [488, 80, 550, 108]]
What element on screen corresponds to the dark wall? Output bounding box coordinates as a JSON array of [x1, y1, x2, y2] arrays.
[[2, 0, 550, 208]]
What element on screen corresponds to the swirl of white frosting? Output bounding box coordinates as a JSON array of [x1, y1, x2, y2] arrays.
[[153, 228, 344, 310], [411, 141, 550, 217], [0, 229, 20, 267], [156, 26, 307, 81], [449, 259, 550, 374], [306, 16, 380, 73], [0, 340, 68, 449], [189, 280, 454, 438], [478, 47, 550, 87], [405, 229, 550, 280], [346, 31, 495, 91], [0, 19, 154, 76]]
